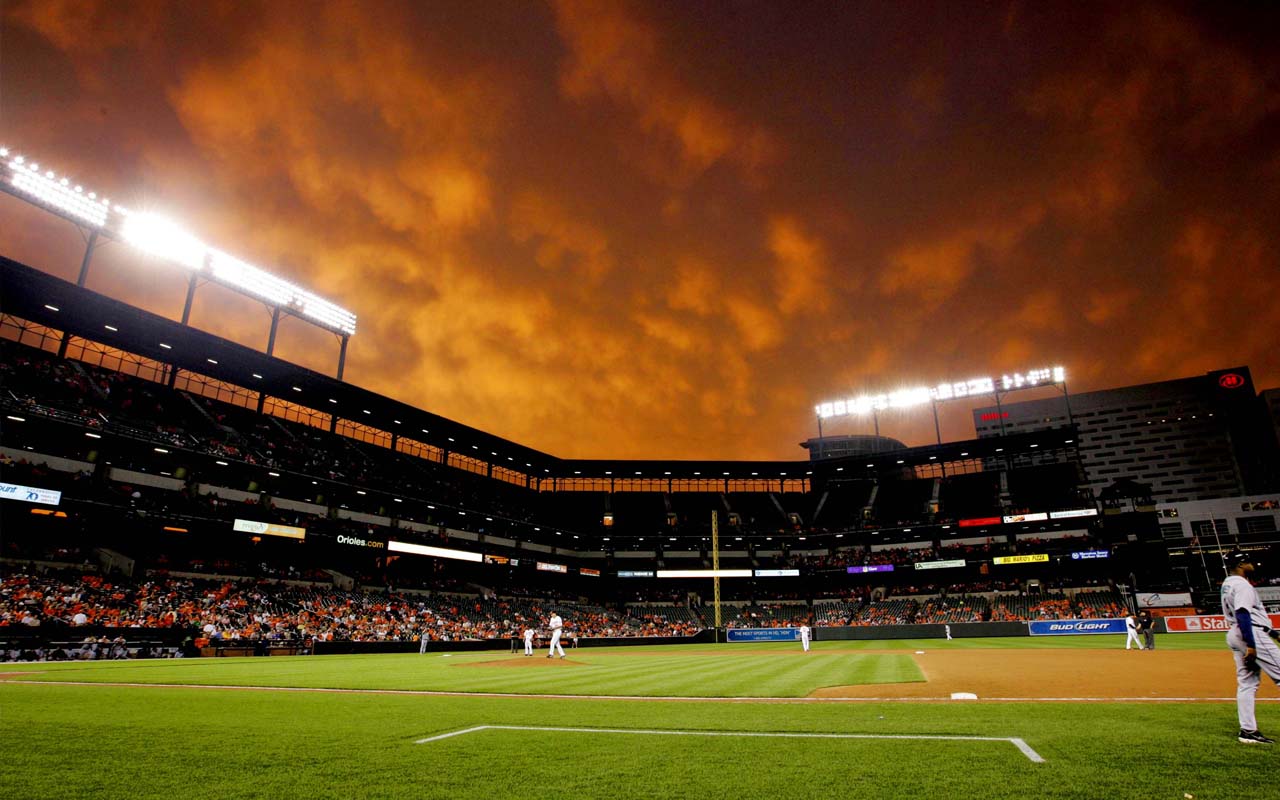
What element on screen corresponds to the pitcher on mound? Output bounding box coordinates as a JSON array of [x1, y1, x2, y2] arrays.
[[547, 612, 565, 659]]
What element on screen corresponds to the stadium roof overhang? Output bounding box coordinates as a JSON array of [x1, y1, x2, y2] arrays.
[[0, 256, 557, 472]]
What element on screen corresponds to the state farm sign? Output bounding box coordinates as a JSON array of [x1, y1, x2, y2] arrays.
[[1165, 613, 1280, 633]]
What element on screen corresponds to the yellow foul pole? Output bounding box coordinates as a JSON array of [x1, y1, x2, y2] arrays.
[[711, 509, 721, 629]]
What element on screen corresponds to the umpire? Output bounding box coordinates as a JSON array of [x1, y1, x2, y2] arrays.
[[1136, 609, 1155, 651]]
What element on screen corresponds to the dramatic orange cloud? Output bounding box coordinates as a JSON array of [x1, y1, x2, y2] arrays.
[[1, 1, 1278, 461]]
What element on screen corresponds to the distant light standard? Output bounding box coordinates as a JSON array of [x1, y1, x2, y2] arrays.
[[0, 144, 358, 379], [813, 366, 1069, 445]]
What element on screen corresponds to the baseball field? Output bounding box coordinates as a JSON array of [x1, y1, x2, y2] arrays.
[[2, 633, 1274, 799]]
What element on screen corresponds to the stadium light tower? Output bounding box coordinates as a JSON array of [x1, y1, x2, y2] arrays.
[[814, 365, 1071, 445], [0, 144, 358, 378]]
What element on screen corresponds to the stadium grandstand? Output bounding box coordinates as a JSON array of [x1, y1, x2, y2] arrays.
[[2, 253, 1276, 661]]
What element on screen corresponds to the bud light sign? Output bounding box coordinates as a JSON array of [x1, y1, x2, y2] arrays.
[[1029, 619, 1127, 636]]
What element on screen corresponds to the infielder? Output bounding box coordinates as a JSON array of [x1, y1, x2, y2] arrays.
[[1124, 613, 1143, 650], [523, 626, 535, 656], [1221, 550, 1279, 744], [799, 623, 811, 652], [547, 612, 565, 659]]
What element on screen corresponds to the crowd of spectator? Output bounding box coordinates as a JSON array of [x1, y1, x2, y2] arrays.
[[1, 562, 1133, 661]]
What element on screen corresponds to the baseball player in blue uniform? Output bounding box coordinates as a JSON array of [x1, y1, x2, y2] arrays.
[[1221, 550, 1279, 744]]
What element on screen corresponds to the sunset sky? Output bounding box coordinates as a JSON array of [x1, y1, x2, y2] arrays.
[[2, 1, 1278, 462]]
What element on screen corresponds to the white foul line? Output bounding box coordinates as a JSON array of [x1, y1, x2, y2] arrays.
[[0, 680, 1236, 703], [413, 725, 1046, 763]]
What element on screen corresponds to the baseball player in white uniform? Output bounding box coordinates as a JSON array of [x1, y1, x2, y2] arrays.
[[1221, 550, 1279, 744], [547, 613, 565, 659], [799, 624, 811, 652], [523, 626, 535, 656], [1124, 613, 1143, 650]]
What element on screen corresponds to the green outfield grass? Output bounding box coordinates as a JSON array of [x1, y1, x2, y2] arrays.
[[4, 648, 923, 697], [2, 634, 1266, 800], [3, 633, 1225, 696]]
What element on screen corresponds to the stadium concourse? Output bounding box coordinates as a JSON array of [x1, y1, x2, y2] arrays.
[[1, 255, 1276, 663]]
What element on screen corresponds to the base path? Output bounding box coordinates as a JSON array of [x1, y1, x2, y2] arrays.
[[813, 649, 1244, 700]]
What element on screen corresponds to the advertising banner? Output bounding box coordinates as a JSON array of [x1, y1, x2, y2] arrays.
[[536, 562, 567, 573], [993, 554, 1049, 565], [617, 570, 655, 578], [386, 540, 483, 562], [1070, 550, 1109, 560], [335, 533, 386, 550], [0, 482, 62, 506], [754, 569, 800, 577], [1135, 592, 1193, 608], [1164, 614, 1280, 633], [847, 564, 895, 574], [1003, 512, 1049, 523], [1149, 607, 1196, 618], [232, 519, 306, 540], [580, 568, 600, 577], [915, 559, 966, 570], [726, 628, 799, 642], [959, 517, 1002, 528], [1050, 508, 1098, 519], [1029, 619, 1126, 636], [656, 569, 753, 578]]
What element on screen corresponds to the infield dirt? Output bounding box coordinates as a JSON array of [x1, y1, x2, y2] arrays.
[[811, 649, 1238, 699]]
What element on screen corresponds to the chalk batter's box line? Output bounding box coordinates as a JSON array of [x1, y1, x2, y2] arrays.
[[413, 724, 1047, 763]]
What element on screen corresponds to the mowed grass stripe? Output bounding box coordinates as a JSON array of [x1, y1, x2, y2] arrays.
[[9, 650, 924, 697]]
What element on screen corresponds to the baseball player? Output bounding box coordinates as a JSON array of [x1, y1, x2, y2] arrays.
[[547, 612, 565, 659], [1221, 550, 1279, 744], [523, 626, 535, 656], [945, 624, 953, 641], [799, 623, 811, 652], [1124, 613, 1143, 650]]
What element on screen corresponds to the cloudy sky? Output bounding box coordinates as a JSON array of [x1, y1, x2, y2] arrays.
[[2, 1, 1277, 461]]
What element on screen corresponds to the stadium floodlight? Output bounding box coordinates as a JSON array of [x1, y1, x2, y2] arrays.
[[122, 213, 207, 270], [5, 153, 110, 227], [0, 143, 359, 339], [210, 250, 292, 306], [815, 365, 1067, 420]]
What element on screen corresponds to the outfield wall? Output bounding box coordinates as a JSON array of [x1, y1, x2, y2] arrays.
[[815, 622, 1030, 640], [312, 630, 716, 656]]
